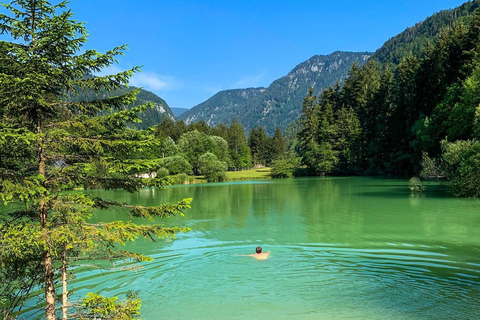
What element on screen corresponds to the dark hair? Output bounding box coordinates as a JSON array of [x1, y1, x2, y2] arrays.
[[256, 246, 262, 254]]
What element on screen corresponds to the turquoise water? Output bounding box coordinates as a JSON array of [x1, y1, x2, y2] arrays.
[[28, 177, 480, 319]]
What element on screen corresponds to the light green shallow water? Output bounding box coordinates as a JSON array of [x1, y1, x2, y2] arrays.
[[30, 177, 480, 319]]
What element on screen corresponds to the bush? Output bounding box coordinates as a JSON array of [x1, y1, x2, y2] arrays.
[[409, 177, 425, 192], [271, 157, 299, 178], [171, 173, 189, 184], [160, 156, 192, 175], [156, 167, 169, 178], [198, 152, 227, 182], [421, 140, 480, 197], [442, 139, 480, 197]]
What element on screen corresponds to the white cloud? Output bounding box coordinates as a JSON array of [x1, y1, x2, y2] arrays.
[[231, 71, 267, 89], [130, 72, 182, 92], [95, 67, 181, 93]]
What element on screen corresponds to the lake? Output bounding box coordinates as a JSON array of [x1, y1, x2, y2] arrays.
[[29, 177, 480, 319]]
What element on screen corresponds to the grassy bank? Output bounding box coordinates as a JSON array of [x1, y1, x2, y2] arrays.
[[226, 167, 272, 181], [170, 168, 272, 185]]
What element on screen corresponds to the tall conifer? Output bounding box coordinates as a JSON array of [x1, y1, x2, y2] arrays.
[[0, 1, 191, 318]]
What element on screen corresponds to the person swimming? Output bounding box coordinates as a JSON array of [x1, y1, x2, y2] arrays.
[[248, 246, 271, 260]]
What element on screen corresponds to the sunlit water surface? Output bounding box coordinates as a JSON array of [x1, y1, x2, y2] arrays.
[[28, 178, 480, 319]]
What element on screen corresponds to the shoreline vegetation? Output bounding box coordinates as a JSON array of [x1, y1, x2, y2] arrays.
[[170, 167, 273, 185]]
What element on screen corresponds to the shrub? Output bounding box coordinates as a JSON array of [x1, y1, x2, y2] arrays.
[[198, 153, 227, 182], [160, 156, 192, 175], [442, 139, 480, 197], [156, 167, 169, 178], [171, 173, 189, 184], [271, 157, 299, 178], [409, 177, 425, 192]]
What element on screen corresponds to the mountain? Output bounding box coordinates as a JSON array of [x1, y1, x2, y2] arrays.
[[129, 88, 175, 129], [179, 87, 266, 127], [180, 51, 371, 135], [170, 107, 190, 117], [370, 0, 480, 65], [65, 81, 174, 129]]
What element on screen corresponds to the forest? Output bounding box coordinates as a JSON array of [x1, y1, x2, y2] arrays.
[[296, 9, 480, 197]]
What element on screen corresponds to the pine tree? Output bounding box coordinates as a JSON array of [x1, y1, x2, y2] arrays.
[[298, 88, 319, 170], [248, 126, 269, 166], [0, 1, 191, 318], [271, 126, 287, 161], [227, 119, 251, 170]]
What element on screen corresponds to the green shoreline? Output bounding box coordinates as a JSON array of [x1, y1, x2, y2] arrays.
[[172, 168, 272, 185]]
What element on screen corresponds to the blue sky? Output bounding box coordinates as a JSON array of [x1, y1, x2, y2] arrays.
[[65, 1, 466, 108]]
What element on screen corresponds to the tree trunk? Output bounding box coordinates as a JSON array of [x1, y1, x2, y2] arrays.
[[37, 109, 56, 320], [62, 243, 68, 320], [43, 248, 56, 320]]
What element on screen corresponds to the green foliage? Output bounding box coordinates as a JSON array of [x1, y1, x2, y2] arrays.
[[160, 156, 193, 175], [65, 79, 175, 130], [409, 177, 426, 192], [248, 126, 269, 166], [441, 139, 480, 197], [271, 126, 287, 161], [177, 130, 225, 174], [154, 136, 180, 158], [198, 152, 227, 182], [210, 135, 230, 163], [0, 1, 191, 318], [227, 119, 252, 170], [78, 292, 141, 320], [270, 157, 299, 178], [170, 173, 190, 185]]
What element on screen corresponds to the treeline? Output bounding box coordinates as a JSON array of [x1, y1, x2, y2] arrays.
[[297, 10, 480, 197], [153, 117, 288, 181]]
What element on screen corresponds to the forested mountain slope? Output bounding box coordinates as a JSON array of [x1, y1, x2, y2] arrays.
[[180, 51, 371, 135], [65, 83, 174, 129], [179, 87, 266, 128], [370, 0, 480, 65]]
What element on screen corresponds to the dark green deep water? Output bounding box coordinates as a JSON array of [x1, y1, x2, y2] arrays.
[[30, 177, 480, 319]]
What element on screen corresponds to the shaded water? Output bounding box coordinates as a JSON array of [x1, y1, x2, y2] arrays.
[[30, 178, 480, 319]]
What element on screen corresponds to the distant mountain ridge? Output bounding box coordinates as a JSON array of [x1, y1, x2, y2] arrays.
[[180, 51, 371, 135], [180, 87, 266, 128], [170, 107, 189, 117]]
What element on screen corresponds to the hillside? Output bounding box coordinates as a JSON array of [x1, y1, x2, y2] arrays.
[[370, 0, 480, 65], [179, 87, 266, 126], [180, 51, 371, 135], [65, 82, 174, 129]]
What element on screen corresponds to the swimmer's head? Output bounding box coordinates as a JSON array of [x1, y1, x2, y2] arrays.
[[256, 246, 262, 254]]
